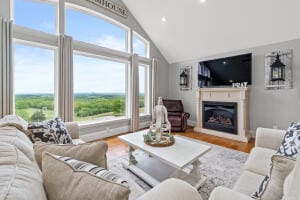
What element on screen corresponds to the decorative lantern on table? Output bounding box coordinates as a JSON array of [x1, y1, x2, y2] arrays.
[[270, 54, 286, 82]]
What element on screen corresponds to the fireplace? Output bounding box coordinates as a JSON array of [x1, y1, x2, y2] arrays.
[[202, 101, 237, 134]]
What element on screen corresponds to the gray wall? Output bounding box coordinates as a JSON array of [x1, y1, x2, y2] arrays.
[[168, 39, 300, 133]]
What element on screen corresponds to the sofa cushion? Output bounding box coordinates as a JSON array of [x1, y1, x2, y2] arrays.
[[28, 117, 73, 144], [283, 157, 300, 200], [137, 178, 202, 200], [162, 99, 183, 112], [252, 155, 295, 200], [233, 170, 265, 195], [243, 147, 276, 176], [0, 142, 47, 200], [34, 141, 108, 170], [42, 153, 130, 200]]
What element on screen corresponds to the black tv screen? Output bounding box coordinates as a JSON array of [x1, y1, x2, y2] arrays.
[[198, 53, 252, 87]]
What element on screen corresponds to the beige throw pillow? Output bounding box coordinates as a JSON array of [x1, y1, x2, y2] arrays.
[[283, 157, 300, 200], [253, 155, 295, 200], [34, 141, 108, 170], [42, 153, 130, 200]]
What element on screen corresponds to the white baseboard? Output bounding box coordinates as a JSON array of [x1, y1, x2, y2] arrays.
[[187, 120, 197, 127], [80, 121, 151, 142], [249, 130, 256, 138]]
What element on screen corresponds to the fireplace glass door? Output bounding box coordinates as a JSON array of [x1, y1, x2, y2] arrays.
[[202, 101, 237, 134]]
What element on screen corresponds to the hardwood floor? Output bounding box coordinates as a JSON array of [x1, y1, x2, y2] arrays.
[[103, 127, 255, 160]]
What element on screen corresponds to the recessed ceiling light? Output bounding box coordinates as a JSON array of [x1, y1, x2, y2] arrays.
[[200, 0, 206, 3], [161, 17, 167, 22]]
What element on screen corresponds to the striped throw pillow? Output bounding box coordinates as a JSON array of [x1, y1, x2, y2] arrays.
[[55, 155, 128, 187]]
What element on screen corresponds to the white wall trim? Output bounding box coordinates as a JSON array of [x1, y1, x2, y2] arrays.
[[80, 120, 151, 142], [187, 120, 197, 127]]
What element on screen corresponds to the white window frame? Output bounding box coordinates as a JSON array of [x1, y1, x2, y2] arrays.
[[12, 39, 59, 118], [11, 0, 59, 35], [133, 31, 150, 58], [10, 0, 154, 129], [138, 63, 150, 115], [65, 3, 130, 53], [72, 50, 130, 125]]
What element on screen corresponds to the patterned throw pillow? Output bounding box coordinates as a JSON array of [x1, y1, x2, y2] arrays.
[[55, 155, 128, 187], [277, 122, 300, 158], [29, 117, 73, 144]]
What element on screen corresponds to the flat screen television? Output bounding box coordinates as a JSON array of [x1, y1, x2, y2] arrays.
[[198, 53, 252, 87]]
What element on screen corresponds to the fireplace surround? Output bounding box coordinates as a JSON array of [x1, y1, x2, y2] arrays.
[[194, 87, 250, 142]]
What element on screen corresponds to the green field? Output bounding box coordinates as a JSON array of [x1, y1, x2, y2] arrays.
[[15, 93, 145, 122]]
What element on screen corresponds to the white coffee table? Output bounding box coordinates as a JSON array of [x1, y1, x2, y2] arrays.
[[119, 130, 211, 189]]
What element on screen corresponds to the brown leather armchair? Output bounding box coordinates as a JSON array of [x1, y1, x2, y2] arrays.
[[162, 99, 190, 132]]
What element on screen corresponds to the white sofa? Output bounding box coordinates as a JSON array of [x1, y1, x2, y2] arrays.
[[0, 122, 203, 200], [209, 128, 287, 200], [0, 122, 83, 200]]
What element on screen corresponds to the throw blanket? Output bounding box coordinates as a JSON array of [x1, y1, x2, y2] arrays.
[[0, 115, 29, 134]]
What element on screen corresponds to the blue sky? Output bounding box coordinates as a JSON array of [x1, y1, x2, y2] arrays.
[[14, 0, 146, 94]]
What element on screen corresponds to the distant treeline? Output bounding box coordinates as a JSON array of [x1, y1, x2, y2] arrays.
[[15, 93, 144, 121]]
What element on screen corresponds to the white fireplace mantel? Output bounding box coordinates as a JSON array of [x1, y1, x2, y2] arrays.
[[194, 87, 250, 142]]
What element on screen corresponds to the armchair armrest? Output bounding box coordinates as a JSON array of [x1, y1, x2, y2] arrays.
[[137, 178, 203, 200], [255, 128, 286, 151], [209, 187, 252, 200], [181, 112, 190, 120], [65, 122, 80, 139]]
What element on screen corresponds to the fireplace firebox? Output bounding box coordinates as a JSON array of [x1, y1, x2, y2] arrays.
[[202, 101, 237, 134]]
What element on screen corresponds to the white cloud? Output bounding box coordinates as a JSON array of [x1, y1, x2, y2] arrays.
[[95, 35, 126, 52]]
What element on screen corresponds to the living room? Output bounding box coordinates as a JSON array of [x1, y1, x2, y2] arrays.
[[0, 0, 299, 200]]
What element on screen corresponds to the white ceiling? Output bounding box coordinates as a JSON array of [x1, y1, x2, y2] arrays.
[[122, 0, 300, 64]]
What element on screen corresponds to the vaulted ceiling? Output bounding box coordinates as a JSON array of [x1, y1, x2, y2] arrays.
[[122, 0, 300, 64]]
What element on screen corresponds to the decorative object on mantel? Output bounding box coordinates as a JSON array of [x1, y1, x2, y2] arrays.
[[232, 82, 248, 88], [145, 97, 174, 147], [179, 66, 192, 91], [265, 50, 292, 90], [86, 0, 128, 18]]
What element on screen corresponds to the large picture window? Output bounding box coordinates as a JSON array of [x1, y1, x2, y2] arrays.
[[66, 6, 128, 52], [14, 43, 55, 122], [73, 54, 127, 123], [14, 0, 57, 34]]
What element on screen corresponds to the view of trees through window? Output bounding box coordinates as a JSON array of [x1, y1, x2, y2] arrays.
[[14, 44, 55, 122], [73, 55, 129, 123], [139, 65, 147, 114]]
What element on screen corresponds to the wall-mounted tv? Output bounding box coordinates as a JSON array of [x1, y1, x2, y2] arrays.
[[198, 53, 252, 87]]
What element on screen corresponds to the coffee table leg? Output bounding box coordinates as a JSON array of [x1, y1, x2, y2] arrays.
[[189, 160, 207, 189], [129, 146, 137, 165]]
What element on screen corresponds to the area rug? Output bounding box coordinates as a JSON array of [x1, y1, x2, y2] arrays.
[[108, 139, 249, 200]]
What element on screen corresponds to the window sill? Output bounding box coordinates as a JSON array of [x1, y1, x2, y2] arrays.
[[78, 117, 130, 128], [78, 114, 151, 128]]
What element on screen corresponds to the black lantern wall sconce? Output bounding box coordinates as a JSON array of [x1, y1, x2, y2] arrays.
[[270, 54, 286, 82], [180, 69, 188, 86]]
